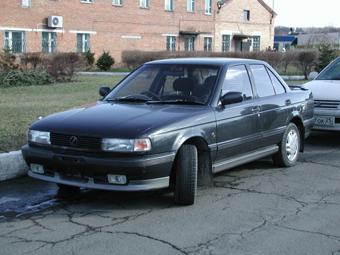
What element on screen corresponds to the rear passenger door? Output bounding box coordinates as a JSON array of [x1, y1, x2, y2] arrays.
[[215, 65, 261, 162], [248, 64, 289, 147]]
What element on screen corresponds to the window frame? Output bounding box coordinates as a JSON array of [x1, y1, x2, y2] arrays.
[[166, 36, 176, 52], [42, 32, 57, 53], [21, 0, 32, 8], [243, 10, 250, 21], [80, 0, 94, 4], [205, 0, 212, 15], [252, 36, 261, 52], [204, 37, 212, 52], [112, 0, 123, 6], [140, 0, 149, 8], [187, 0, 195, 12], [76, 33, 90, 53], [184, 37, 195, 52], [165, 0, 173, 11], [221, 34, 231, 52], [4, 31, 26, 53]]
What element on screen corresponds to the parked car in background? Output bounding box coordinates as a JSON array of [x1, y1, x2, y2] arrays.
[[304, 57, 340, 131], [22, 58, 314, 205]]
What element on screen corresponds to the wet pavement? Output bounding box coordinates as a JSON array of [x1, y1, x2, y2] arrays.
[[1, 131, 340, 255]]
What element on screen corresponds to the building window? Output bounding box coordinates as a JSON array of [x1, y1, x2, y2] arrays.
[[140, 0, 149, 8], [112, 0, 123, 6], [253, 36, 261, 51], [4, 31, 26, 53], [42, 32, 57, 53], [185, 37, 195, 52], [243, 10, 250, 21], [204, 37, 212, 52], [222, 35, 231, 52], [205, 0, 212, 14], [165, 0, 173, 11], [22, 0, 31, 8], [80, 0, 94, 3], [166, 36, 176, 52], [187, 0, 195, 12], [77, 33, 90, 53]]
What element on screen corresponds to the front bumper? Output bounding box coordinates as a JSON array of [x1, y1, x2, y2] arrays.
[[22, 145, 175, 191], [313, 108, 340, 131]]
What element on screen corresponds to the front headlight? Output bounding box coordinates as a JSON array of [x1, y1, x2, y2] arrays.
[[102, 138, 151, 152], [28, 130, 51, 145]]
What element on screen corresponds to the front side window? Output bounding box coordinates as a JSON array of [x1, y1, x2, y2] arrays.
[[4, 31, 26, 53], [76, 33, 90, 53], [165, 0, 173, 11], [205, 0, 212, 14], [112, 0, 123, 6], [42, 32, 57, 53], [249, 65, 275, 97], [253, 36, 261, 51], [106, 64, 220, 105], [166, 36, 176, 52], [185, 37, 195, 52], [140, 0, 149, 8], [222, 35, 230, 52], [187, 0, 195, 12], [204, 37, 212, 52], [222, 65, 253, 100], [317, 58, 340, 80]]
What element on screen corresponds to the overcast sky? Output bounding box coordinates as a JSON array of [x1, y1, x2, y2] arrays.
[[262, 0, 340, 27]]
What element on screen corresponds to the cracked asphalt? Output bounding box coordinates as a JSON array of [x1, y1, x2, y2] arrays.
[[1, 131, 340, 255]]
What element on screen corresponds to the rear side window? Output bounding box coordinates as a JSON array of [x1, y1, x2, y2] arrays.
[[250, 64, 275, 97], [222, 65, 253, 100], [268, 69, 286, 94]]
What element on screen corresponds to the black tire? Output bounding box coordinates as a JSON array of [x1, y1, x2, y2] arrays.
[[273, 123, 301, 167], [174, 144, 198, 206], [57, 184, 80, 197]]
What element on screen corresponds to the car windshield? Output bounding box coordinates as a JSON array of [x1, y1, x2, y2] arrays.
[[317, 58, 340, 80], [105, 64, 220, 105]]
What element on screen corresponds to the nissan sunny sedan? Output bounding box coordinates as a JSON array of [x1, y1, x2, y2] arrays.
[[22, 58, 314, 205]]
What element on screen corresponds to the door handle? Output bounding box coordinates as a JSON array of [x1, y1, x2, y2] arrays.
[[251, 106, 260, 112], [285, 99, 291, 106]]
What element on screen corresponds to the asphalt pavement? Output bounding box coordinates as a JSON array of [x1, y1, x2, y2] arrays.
[[0, 131, 340, 255]]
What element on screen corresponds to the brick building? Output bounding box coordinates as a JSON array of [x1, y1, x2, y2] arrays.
[[0, 0, 275, 63]]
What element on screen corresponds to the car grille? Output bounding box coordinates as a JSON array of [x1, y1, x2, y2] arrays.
[[314, 100, 340, 109], [50, 133, 102, 151]]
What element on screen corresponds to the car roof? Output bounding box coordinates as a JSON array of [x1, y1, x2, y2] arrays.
[[146, 57, 267, 66]]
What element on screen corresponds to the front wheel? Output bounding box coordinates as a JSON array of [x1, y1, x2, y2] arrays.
[[273, 123, 301, 167], [174, 144, 198, 206]]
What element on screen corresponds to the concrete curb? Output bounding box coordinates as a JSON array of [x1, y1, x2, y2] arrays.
[[0, 151, 28, 182]]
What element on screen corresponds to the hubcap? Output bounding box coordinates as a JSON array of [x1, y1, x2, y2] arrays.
[[286, 129, 299, 162]]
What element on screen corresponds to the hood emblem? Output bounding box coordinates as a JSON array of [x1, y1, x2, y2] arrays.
[[69, 136, 78, 147]]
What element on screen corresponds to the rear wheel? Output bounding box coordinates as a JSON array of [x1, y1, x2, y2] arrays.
[[174, 144, 198, 206], [273, 123, 301, 167]]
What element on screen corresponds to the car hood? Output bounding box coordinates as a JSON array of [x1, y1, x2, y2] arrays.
[[303, 80, 340, 101], [30, 102, 213, 138]]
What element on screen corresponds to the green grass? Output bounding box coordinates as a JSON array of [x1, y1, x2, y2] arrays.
[[285, 80, 308, 86], [0, 75, 125, 152]]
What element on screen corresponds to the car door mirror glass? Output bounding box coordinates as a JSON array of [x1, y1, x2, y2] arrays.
[[99, 86, 111, 97], [220, 92, 243, 105]]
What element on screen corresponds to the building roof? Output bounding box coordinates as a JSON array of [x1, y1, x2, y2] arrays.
[[257, 0, 277, 16]]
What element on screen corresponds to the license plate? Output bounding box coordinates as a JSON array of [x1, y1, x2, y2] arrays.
[[315, 116, 335, 127]]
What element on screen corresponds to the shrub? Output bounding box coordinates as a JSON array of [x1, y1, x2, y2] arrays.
[[297, 51, 318, 79], [0, 70, 53, 88], [83, 50, 95, 68], [0, 49, 19, 71], [96, 51, 115, 71], [20, 52, 44, 70], [316, 44, 337, 72], [44, 53, 85, 82]]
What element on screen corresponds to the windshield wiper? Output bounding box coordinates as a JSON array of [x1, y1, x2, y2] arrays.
[[147, 100, 205, 105], [106, 95, 150, 103]]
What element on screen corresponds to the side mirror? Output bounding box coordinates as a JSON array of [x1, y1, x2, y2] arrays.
[[220, 92, 243, 105], [99, 86, 111, 97], [308, 71, 319, 80]]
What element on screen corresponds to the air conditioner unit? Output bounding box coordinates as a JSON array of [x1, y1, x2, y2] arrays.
[[48, 16, 63, 28]]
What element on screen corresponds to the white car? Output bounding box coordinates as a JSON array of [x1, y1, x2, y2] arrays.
[[304, 57, 340, 131]]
